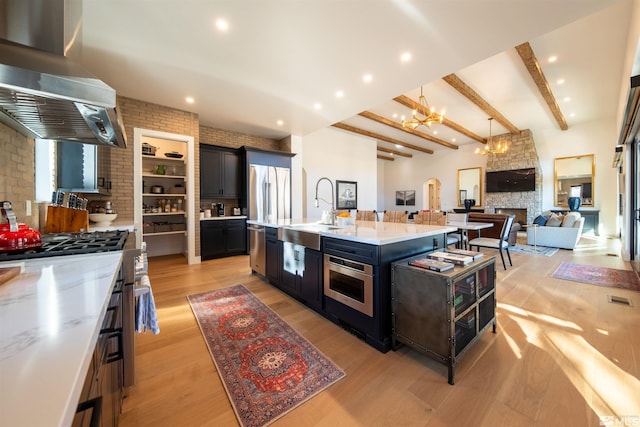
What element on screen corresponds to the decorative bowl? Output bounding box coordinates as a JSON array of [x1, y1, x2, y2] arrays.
[[88, 213, 118, 226], [337, 216, 355, 227]]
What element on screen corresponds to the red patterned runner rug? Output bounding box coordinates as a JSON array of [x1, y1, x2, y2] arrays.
[[187, 284, 345, 427], [551, 262, 640, 292]]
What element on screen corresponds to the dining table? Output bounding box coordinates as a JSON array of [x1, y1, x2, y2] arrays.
[[446, 220, 494, 250]]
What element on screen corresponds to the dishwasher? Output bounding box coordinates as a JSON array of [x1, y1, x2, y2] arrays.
[[248, 224, 266, 275]]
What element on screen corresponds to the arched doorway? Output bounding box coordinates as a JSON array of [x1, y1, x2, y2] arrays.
[[423, 178, 441, 210]]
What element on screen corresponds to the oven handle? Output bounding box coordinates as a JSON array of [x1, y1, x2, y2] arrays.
[[325, 254, 373, 276]]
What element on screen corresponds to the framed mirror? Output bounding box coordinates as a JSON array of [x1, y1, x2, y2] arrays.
[[458, 167, 482, 207], [554, 154, 594, 207]]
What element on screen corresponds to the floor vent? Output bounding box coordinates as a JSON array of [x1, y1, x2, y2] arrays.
[[608, 295, 632, 306]]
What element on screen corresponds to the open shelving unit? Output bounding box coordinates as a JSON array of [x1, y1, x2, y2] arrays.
[[134, 128, 197, 263]]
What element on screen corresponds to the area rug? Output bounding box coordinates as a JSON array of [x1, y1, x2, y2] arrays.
[[509, 243, 559, 257], [187, 284, 345, 427], [551, 262, 640, 292]]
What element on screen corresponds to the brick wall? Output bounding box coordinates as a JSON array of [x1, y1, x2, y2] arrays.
[[200, 126, 282, 151], [0, 123, 39, 229]]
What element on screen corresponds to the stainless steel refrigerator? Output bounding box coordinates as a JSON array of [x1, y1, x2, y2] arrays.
[[248, 164, 291, 275]]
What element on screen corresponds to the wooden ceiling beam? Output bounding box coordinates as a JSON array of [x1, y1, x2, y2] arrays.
[[376, 146, 412, 158], [442, 73, 520, 134], [358, 111, 459, 150], [393, 95, 486, 144], [332, 122, 434, 155], [377, 154, 395, 161], [515, 42, 568, 131]]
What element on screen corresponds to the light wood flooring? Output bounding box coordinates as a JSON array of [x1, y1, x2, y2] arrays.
[[120, 235, 640, 427]]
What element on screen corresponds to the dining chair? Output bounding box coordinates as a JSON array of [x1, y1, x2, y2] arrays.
[[446, 212, 468, 249], [356, 210, 377, 221], [414, 211, 445, 225], [468, 214, 515, 270], [383, 210, 408, 223]]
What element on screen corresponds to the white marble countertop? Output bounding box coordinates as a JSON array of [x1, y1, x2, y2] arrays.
[[246, 218, 456, 245], [0, 252, 123, 427]]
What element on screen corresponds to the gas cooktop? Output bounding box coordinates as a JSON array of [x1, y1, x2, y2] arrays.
[[0, 230, 129, 261]]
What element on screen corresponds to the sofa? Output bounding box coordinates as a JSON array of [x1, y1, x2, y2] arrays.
[[526, 211, 584, 250]]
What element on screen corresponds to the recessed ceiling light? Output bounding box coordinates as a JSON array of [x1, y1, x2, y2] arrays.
[[277, 120, 284, 126], [557, 78, 565, 85], [335, 90, 344, 98], [548, 55, 557, 63], [390, 152, 394, 156], [395, 144, 403, 148], [400, 52, 412, 62], [363, 74, 373, 83], [185, 96, 194, 104], [433, 130, 438, 135], [570, 113, 576, 117], [452, 138, 456, 142], [314, 103, 322, 110], [215, 19, 229, 32], [392, 113, 398, 119], [563, 97, 571, 102]]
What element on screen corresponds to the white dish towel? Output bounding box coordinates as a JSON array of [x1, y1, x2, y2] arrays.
[[136, 274, 160, 334]]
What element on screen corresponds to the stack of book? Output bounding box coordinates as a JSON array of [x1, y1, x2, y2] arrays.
[[455, 274, 476, 296], [408, 258, 454, 272], [446, 248, 484, 261], [427, 251, 473, 266]]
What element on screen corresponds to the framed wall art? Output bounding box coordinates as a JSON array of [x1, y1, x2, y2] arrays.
[[336, 180, 357, 209], [396, 190, 416, 206]]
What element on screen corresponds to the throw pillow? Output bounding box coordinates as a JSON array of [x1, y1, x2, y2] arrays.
[[561, 212, 580, 228], [545, 213, 563, 227], [533, 215, 549, 226]]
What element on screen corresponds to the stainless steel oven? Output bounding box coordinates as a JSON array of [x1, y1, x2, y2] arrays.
[[324, 254, 374, 317]]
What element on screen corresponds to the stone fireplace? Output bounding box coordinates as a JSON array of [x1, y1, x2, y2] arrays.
[[484, 130, 542, 225], [495, 208, 527, 226]]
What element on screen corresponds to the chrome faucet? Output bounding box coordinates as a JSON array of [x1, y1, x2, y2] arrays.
[[314, 177, 335, 224]]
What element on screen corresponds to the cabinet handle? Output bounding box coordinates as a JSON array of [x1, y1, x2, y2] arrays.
[[76, 396, 102, 427], [105, 331, 123, 364]]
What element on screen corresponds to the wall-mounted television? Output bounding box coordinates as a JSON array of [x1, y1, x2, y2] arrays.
[[486, 168, 536, 193]]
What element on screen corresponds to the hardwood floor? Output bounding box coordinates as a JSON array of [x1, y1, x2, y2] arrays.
[[120, 236, 640, 427]]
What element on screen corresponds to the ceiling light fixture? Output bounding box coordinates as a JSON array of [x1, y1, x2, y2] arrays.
[[401, 86, 444, 130], [475, 118, 508, 155]]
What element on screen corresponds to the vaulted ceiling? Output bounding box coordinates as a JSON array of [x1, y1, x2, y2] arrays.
[[79, 0, 632, 157]]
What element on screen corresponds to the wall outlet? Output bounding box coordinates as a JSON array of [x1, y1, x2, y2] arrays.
[[25, 200, 31, 216]]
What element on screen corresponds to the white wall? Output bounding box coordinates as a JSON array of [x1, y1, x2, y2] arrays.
[[534, 117, 619, 236], [300, 127, 378, 220], [382, 144, 488, 213]]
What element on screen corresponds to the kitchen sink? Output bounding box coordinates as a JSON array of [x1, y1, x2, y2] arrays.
[[278, 223, 340, 250]]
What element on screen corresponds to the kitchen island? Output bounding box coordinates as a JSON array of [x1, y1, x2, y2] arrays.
[[0, 252, 123, 427], [247, 219, 456, 351]]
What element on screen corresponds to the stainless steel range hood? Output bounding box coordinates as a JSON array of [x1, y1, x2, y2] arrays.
[[0, 0, 127, 148]]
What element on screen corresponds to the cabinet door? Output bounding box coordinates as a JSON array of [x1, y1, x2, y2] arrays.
[[226, 220, 247, 254], [221, 151, 240, 198], [299, 248, 322, 311], [201, 221, 226, 259], [265, 238, 281, 285], [200, 147, 222, 198]]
